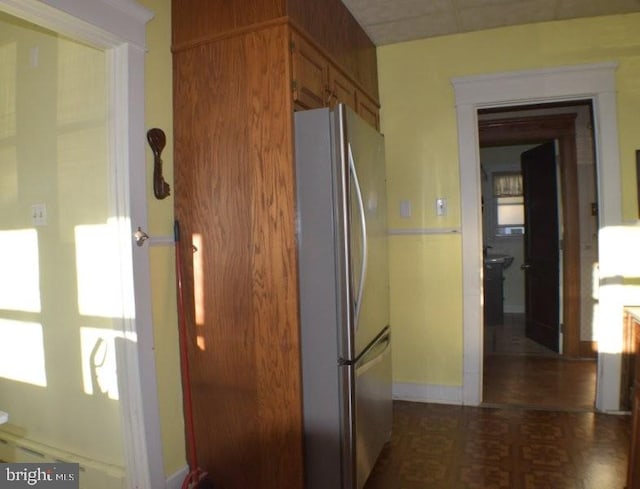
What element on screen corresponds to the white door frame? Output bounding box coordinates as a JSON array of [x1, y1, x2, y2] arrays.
[[452, 62, 623, 412], [0, 0, 166, 487]]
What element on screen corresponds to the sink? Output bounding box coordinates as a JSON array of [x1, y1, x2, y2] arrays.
[[485, 253, 514, 269]]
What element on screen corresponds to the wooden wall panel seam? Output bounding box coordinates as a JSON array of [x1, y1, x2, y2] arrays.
[[171, 16, 290, 53]]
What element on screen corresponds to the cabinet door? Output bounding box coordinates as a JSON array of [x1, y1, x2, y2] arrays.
[[628, 385, 640, 488], [291, 32, 328, 110], [622, 312, 637, 410], [356, 90, 380, 130], [328, 66, 357, 111]]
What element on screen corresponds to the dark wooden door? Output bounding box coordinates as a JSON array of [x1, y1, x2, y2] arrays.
[[628, 316, 640, 488], [521, 142, 560, 352]]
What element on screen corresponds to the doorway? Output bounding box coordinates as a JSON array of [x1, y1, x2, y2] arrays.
[[477, 104, 599, 410], [0, 1, 164, 487], [452, 62, 622, 411]]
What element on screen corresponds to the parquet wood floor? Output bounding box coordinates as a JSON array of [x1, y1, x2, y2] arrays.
[[365, 315, 628, 488], [364, 401, 630, 489]]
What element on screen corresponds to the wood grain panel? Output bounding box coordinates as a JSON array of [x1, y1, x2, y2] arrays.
[[172, 0, 286, 48], [356, 89, 380, 130], [628, 314, 640, 488], [287, 0, 379, 100], [329, 65, 357, 110], [621, 311, 637, 410], [173, 24, 303, 489], [291, 30, 328, 110], [579, 340, 598, 358], [172, 0, 378, 102], [557, 132, 581, 357], [629, 387, 640, 488]]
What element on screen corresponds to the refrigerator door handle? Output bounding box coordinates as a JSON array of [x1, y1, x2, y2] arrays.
[[355, 331, 391, 374], [348, 143, 368, 331]]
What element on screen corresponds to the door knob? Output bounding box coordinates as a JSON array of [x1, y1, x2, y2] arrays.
[[521, 263, 531, 270], [134, 227, 150, 247]]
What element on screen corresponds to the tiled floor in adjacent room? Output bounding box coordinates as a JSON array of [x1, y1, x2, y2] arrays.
[[365, 314, 630, 488], [483, 314, 597, 411]]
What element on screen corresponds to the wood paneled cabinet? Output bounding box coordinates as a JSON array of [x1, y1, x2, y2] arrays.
[[291, 30, 380, 128], [357, 90, 381, 130], [291, 31, 328, 110], [171, 2, 380, 489], [626, 308, 640, 489], [328, 65, 357, 111]]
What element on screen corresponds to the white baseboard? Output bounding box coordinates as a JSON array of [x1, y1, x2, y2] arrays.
[[393, 382, 463, 405], [166, 466, 188, 489]]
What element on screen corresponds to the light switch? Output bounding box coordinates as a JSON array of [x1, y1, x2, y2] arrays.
[[31, 203, 47, 226], [436, 198, 447, 216], [400, 200, 412, 218]]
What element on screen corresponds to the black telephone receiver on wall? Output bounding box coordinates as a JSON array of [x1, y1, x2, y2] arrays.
[[147, 128, 171, 200]]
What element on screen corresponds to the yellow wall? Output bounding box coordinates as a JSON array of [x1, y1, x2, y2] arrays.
[[390, 235, 462, 384], [0, 3, 187, 481], [138, 0, 187, 477], [379, 13, 640, 387], [0, 13, 125, 471]]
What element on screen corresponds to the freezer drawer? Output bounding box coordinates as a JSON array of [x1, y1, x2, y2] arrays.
[[342, 329, 392, 489]]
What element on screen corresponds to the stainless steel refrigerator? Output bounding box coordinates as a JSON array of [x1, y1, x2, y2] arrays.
[[295, 104, 392, 489]]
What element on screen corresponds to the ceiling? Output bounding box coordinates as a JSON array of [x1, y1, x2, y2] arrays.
[[340, 0, 640, 46]]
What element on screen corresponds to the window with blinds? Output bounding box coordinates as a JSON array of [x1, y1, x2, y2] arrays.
[[493, 172, 524, 236]]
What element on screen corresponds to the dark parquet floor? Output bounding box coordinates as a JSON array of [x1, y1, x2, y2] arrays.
[[364, 401, 630, 489], [364, 314, 631, 489]]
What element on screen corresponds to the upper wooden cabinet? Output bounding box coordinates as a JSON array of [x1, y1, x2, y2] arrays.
[[328, 65, 357, 111], [173, 1, 379, 106], [291, 31, 328, 110], [290, 30, 379, 128], [286, 0, 379, 99], [357, 90, 381, 130]]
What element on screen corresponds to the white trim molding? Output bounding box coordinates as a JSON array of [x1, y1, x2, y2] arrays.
[[166, 466, 189, 489], [0, 0, 152, 49], [393, 382, 463, 405], [388, 227, 461, 236], [451, 62, 622, 412]]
